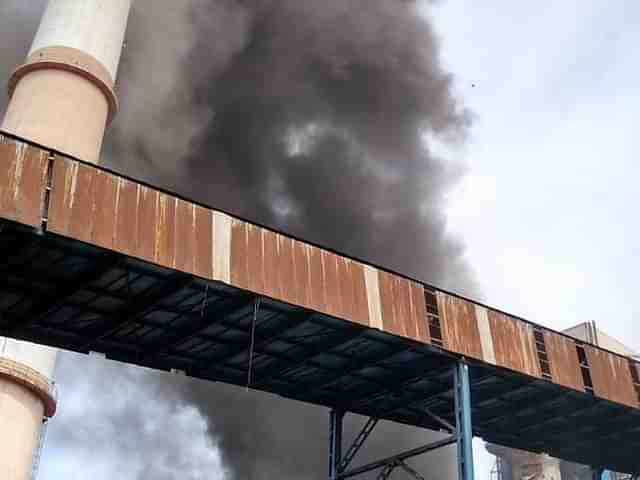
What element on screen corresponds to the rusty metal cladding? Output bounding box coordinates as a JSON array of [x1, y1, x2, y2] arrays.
[[24, 151, 640, 415], [322, 250, 341, 319], [114, 178, 139, 257], [67, 162, 97, 243], [230, 219, 250, 290], [136, 186, 159, 263], [91, 170, 118, 250], [294, 241, 312, 309], [154, 194, 177, 268], [378, 271, 428, 342], [410, 283, 429, 342], [0, 140, 49, 228], [307, 242, 324, 313], [543, 331, 585, 392], [278, 234, 297, 306], [338, 256, 354, 320], [351, 261, 371, 328], [228, 221, 368, 325], [585, 346, 638, 408], [48, 158, 96, 241], [263, 228, 280, 301], [47, 157, 71, 234], [436, 293, 483, 360], [194, 205, 213, 279], [174, 199, 196, 274], [488, 310, 541, 377], [248, 223, 266, 295]]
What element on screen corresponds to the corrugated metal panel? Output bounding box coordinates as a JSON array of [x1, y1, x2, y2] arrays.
[[136, 186, 158, 262], [67, 162, 96, 243], [585, 346, 638, 408], [436, 293, 483, 360], [229, 222, 369, 326], [293, 240, 311, 309], [4, 142, 49, 228], [488, 310, 541, 377], [91, 170, 118, 250], [0, 140, 48, 228], [174, 199, 196, 274], [194, 205, 213, 279], [378, 271, 428, 342], [114, 178, 139, 257], [49, 159, 89, 241], [40, 154, 640, 413], [49, 157, 216, 280], [543, 331, 585, 392], [154, 193, 176, 268]]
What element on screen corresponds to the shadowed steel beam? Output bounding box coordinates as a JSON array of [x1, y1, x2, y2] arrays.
[[80, 272, 192, 351], [4, 253, 121, 332], [376, 463, 395, 480], [339, 417, 379, 473], [141, 293, 255, 361], [397, 461, 427, 480], [201, 310, 315, 369], [253, 329, 365, 385], [309, 345, 408, 393], [339, 436, 457, 479], [424, 406, 455, 433]]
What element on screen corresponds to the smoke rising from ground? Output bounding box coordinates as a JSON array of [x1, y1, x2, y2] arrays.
[[2, 1, 474, 479]]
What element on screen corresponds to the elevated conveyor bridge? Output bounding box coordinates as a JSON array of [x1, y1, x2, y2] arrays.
[[1, 132, 638, 479]]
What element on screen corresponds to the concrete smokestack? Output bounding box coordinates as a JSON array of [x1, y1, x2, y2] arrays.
[[1, 0, 131, 163], [0, 339, 57, 480], [1, 2, 131, 478]]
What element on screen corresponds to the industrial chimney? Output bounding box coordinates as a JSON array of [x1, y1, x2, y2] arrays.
[[1, 0, 131, 163], [0, 340, 57, 480], [0, 1, 131, 478]]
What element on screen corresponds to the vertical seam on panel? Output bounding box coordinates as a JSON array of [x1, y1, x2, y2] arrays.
[[39, 151, 55, 233]]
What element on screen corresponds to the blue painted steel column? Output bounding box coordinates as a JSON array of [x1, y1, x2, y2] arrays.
[[591, 468, 604, 480], [454, 362, 475, 480], [329, 409, 344, 480]]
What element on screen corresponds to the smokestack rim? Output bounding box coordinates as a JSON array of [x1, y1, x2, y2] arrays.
[[0, 357, 58, 417], [8, 46, 119, 126]]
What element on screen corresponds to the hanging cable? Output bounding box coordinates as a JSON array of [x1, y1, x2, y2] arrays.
[[200, 284, 209, 318], [246, 297, 261, 390]]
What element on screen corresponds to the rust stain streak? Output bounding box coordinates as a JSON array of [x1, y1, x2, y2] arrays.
[[437, 293, 483, 360], [585, 347, 638, 408], [488, 310, 540, 377], [544, 331, 584, 392], [0, 142, 49, 227], [6, 141, 640, 414]]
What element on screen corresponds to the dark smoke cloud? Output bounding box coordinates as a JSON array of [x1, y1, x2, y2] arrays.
[[110, 0, 473, 290], [2, 1, 475, 479]]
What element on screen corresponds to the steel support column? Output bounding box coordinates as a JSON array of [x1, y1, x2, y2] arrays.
[[455, 362, 475, 480], [329, 409, 345, 480]]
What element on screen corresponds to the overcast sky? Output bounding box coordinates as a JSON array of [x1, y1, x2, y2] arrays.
[[429, 2, 640, 477], [33, 1, 640, 479]]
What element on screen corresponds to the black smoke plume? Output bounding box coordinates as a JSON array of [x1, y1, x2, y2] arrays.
[[2, 1, 475, 479]]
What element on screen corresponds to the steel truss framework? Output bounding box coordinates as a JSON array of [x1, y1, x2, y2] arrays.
[[0, 220, 639, 475], [328, 362, 474, 480]]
